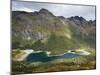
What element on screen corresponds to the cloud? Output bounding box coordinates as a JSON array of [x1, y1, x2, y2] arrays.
[[12, 1, 96, 20], [12, 1, 35, 12]]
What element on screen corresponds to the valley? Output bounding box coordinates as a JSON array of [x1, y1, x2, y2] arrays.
[[12, 8, 96, 74]]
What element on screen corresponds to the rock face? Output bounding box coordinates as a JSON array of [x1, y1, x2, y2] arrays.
[[12, 8, 64, 40], [12, 8, 96, 54]]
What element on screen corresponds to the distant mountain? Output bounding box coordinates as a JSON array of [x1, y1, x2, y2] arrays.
[[12, 8, 96, 54]]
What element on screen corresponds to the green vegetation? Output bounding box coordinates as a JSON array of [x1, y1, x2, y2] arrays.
[[46, 34, 80, 54], [32, 40, 47, 51], [12, 55, 96, 74], [12, 10, 96, 74], [12, 36, 34, 49]]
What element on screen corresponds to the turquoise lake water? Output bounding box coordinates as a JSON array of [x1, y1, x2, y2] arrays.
[[26, 51, 80, 62]]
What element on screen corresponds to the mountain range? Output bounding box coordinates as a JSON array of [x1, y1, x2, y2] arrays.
[[12, 8, 96, 54]]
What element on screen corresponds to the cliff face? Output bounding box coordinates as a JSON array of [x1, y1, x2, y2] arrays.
[[12, 9, 65, 40]]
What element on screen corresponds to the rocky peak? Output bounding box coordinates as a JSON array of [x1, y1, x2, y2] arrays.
[[69, 16, 86, 21], [57, 16, 65, 20], [39, 8, 50, 13], [67, 16, 87, 26], [39, 8, 54, 16]]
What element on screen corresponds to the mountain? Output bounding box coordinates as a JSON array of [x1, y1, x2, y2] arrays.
[[12, 8, 96, 54]]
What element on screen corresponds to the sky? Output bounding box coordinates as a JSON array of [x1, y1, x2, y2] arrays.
[[12, 0, 96, 20]]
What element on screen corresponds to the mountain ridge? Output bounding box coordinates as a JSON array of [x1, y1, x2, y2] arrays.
[[12, 8, 96, 54]]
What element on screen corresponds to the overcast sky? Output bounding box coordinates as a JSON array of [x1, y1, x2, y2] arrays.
[[12, 0, 96, 20]]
